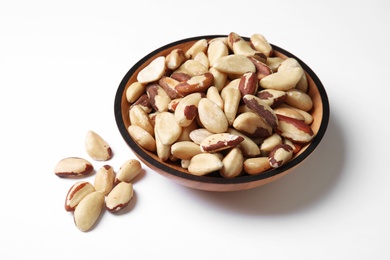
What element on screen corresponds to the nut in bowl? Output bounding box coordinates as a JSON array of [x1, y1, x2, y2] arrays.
[[114, 33, 329, 192]]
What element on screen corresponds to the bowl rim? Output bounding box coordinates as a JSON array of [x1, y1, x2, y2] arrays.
[[114, 34, 330, 185]]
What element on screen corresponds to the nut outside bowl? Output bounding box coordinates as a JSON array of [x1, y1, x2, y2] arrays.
[[114, 35, 330, 192]]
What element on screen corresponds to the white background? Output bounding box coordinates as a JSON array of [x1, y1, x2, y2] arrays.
[[1, 0, 389, 259]]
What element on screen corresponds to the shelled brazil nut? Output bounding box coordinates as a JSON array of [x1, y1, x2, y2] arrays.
[[126, 32, 316, 177], [54, 130, 143, 232]]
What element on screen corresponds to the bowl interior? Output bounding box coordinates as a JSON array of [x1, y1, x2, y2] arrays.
[[114, 35, 329, 191]]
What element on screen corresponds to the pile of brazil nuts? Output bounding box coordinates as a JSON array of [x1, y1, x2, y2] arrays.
[[126, 32, 316, 178], [54, 130, 143, 232]]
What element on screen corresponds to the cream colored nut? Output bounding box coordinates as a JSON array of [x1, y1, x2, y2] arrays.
[[213, 54, 256, 75], [65, 181, 95, 212], [250, 33, 273, 57], [176, 119, 198, 142], [175, 72, 214, 96], [171, 141, 201, 160], [277, 57, 308, 92], [155, 132, 171, 161], [198, 98, 228, 133], [220, 78, 240, 99], [155, 111, 182, 145], [194, 51, 210, 69], [228, 32, 258, 57], [227, 128, 261, 157], [248, 57, 272, 80], [54, 157, 94, 178], [74, 191, 104, 232], [242, 94, 279, 129], [85, 130, 112, 161], [115, 159, 142, 184], [256, 89, 287, 108], [188, 153, 223, 176], [268, 144, 294, 168], [206, 86, 224, 109], [260, 133, 282, 153], [243, 157, 272, 175], [273, 106, 305, 121], [146, 83, 171, 112], [222, 88, 241, 126], [185, 38, 208, 59], [189, 128, 213, 144], [200, 133, 244, 153], [208, 67, 227, 92], [127, 125, 156, 152], [165, 48, 186, 70], [207, 39, 229, 67], [158, 76, 181, 99], [106, 181, 134, 213], [181, 159, 190, 169], [233, 111, 272, 138], [126, 82, 145, 103], [260, 67, 304, 91], [266, 57, 284, 72], [175, 60, 208, 77], [137, 56, 166, 84], [94, 165, 115, 196], [285, 89, 313, 112], [129, 105, 154, 136], [174, 92, 202, 127], [220, 147, 243, 178], [238, 71, 258, 96], [276, 114, 314, 143]]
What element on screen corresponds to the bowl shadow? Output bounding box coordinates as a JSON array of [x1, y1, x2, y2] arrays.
[[176, 111, 345, 215]]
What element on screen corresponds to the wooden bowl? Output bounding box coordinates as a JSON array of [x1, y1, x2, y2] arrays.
[[114, 35, 329, 192]]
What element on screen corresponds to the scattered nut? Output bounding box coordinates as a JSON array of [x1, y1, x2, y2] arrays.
[[73, 191, 105, 232], [65, 181, 95, 212], [94, 165, 115, 196], [54, 157, 94, 178], [85, 130, 112, 161], [115, 159, 142, 184], [106, 181, 134, 213]]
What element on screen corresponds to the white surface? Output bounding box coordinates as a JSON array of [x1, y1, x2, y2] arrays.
[[1, 0, 389, 259]]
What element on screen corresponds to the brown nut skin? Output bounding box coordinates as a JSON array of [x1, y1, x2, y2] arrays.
[[146, 83, 171, 113], [158, 76, 182, 99], [248, 56, 272, 80], [256, 89, 287, 108], [175, 72, 214, 96], [242, 94, 278, 129], [65, 181, 95, 212], [54, 157, 94, 178], [276, 114, 315, 144], [268, 144, 294, 168], [200, 133, 244, 153], [238, 72, 258, 96], [130, 94, 152, 113]]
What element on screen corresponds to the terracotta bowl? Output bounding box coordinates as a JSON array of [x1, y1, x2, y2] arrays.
[[114, 35, 329, 192]]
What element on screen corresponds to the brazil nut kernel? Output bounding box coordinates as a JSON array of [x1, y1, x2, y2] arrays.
[[125, 32, 317, 177]]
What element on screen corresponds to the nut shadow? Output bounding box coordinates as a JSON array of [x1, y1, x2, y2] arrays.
[[179, 112, 345, 215]]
